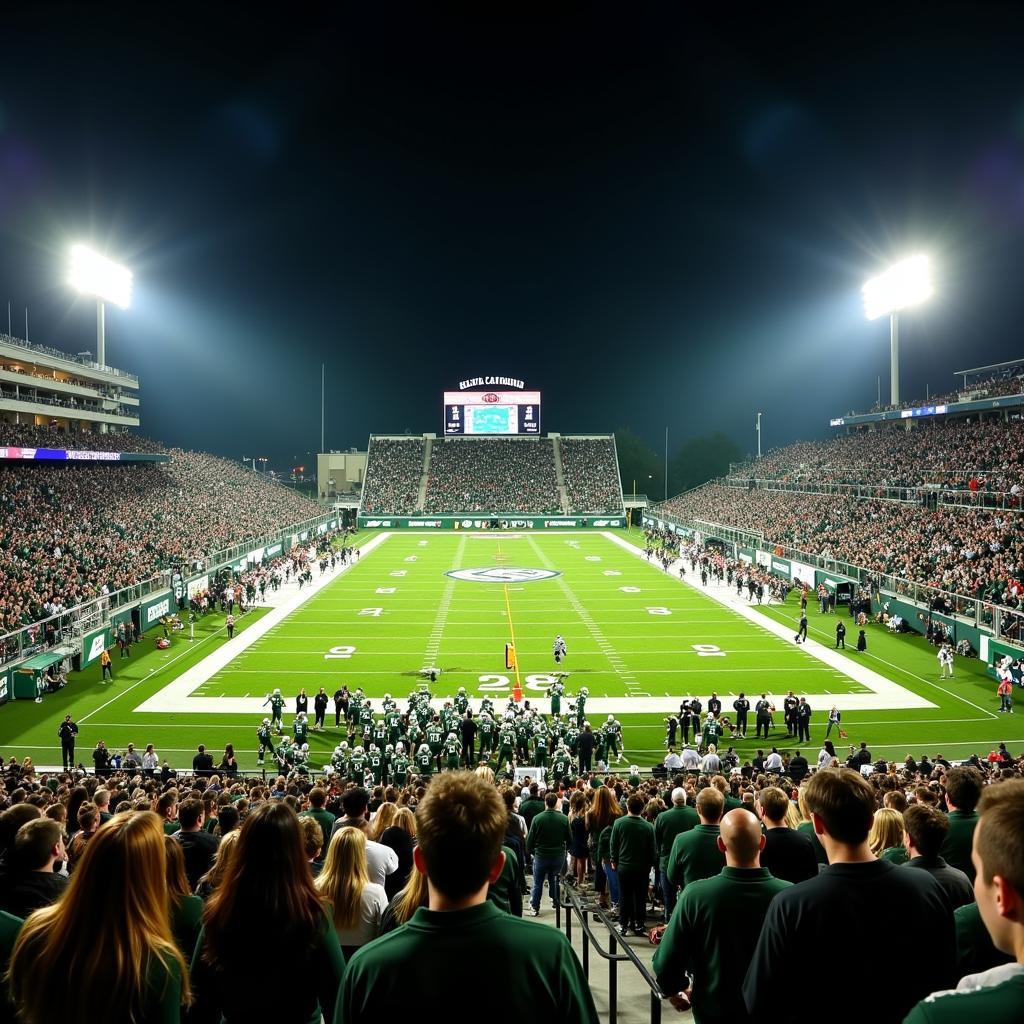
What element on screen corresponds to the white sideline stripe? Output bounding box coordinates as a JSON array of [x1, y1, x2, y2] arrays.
[[599, 532, 937, 712], [138, 530, 938, 717], [134, 533, 392, 714]]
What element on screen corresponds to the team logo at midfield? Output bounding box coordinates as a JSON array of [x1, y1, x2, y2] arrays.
[[445, 566, 561, 583]]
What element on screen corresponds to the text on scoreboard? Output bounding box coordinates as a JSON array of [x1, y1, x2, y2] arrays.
[[443, 391, 542, 435]]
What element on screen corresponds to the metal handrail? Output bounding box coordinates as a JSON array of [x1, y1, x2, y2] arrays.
[[555, 882, 665, 1024]]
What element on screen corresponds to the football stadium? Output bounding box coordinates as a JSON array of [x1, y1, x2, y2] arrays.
[[0, 7, 1023, 1024]]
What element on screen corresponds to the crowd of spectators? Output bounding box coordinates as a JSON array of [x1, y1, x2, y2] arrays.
[[839, 369, 1024, 417], [358, 438, 426, 515], [560, 438, 624, 514], [0, 752, 1021, 1021], [423, 438, 561, 514], [657, 483, 1024, 610], [0, 422, 162, 453], [0, 426, 324, 640], [728, 418, 1024, 494]]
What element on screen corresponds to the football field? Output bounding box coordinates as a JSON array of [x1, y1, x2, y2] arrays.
[[1, 529, 1022, 771]]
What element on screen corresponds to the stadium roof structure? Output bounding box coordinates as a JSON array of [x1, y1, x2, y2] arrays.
[[828, 392, 1024, 428], [954, 357, 1024, 384]]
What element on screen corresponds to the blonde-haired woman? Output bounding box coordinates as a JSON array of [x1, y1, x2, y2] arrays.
[[8, 811, 189, 1023], [380, 860, 429, 934], [195, 828, 241, 901], [869, 807, 908, 864], [316, 827, 388, 960], [369, 802, 398, 841]]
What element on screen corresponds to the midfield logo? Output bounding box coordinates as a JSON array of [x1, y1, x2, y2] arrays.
[[445, 567, 561, 583]]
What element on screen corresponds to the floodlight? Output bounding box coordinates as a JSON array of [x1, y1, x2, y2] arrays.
[[69, 244, 133, 309], [862, 255, 932, 321]]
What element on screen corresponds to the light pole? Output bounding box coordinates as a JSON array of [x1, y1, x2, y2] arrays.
[[68, 245, 132, 369], [862, 255, 933, 407], [756, 412, 762, 459]]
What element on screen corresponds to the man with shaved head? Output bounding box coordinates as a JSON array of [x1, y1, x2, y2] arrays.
[[654, 808, 791, 1023]]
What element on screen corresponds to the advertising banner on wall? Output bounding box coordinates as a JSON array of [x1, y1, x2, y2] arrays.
[[81, 625, 113, 667], [139, 591, 173, 632]]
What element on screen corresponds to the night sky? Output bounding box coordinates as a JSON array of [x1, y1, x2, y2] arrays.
[[3, 3, 1024, 467]]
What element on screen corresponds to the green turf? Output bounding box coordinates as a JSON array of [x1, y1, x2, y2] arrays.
[[205, 532, 865, 699], [0, 528, 1021, 771]]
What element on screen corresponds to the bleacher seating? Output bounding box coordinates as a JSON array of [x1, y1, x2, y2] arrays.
[[0, 427, 323, 635], [560, 437, 624, 513], [359, 438, 426, 515], [423, 437, 560, 514], [727, 419, 1024, 493]]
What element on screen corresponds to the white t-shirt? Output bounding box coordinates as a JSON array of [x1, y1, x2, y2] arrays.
[[332, 883, 388, 948], [364, 839, 399, 886]]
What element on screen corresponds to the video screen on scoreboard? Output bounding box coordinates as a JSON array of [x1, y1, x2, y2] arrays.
[[443, 391, 542, 435]]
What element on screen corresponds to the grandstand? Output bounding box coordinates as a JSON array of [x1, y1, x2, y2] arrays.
[[3, 391, 1024, 1024], [0, 423, 329, 666], [358, 433, 625, 516], [651, 389, 1024, 653], [0, 332, 140, 435]]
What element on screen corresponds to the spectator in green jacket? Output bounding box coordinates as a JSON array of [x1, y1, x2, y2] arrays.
[[336, 771, 598, 1024], [940, 767, 983, 881], [610, 793, 656, 937], [654, 787, 698, 920], [526, 790, 571, 917], [654, 808, 791, 1023], [905, 780, 1024, 1024], [667, 787, 726, 894]]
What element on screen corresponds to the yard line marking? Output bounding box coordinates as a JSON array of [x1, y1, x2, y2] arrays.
[[423, 535, 466, 666], [600, 531, 936, 712], [134, 532, 392, 714], [526, 535, 639, 694]]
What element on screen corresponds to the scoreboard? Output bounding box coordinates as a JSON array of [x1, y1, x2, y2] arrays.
[[443, 390, 542, 435]]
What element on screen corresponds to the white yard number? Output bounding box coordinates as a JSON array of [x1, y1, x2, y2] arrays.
[[621, 586, 641, 593], [359, 608, 383, 617], [478, 675, 509, 691], [418, 541, 428, 546], [646, 606, 672, 615], [692, 644, 725, 657], [603, 570, 622, 577], [585, 556, 602, 562], [477, 673, 561, 693], [390, 571, 407, 577], [376, 587, 396, 594], [525, 673, 559, 692], [325, 645, 357, 660]]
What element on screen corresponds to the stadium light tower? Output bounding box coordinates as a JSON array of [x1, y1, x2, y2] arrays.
[[68, 244, 133, 368], [862, 255, 933, 407]]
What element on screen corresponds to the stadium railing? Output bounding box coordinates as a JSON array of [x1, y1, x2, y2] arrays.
[[0, 332, 140, 381], [722, 475, 1022, 510], [0, 508, 342, 668], [555, 883, 665, 1024]]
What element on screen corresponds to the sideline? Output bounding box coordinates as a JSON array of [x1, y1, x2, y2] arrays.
[[133, 533, 391, 714], [600, 531, 936, 712]]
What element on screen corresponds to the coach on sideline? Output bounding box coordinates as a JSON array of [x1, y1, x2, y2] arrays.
[[335, 771, 598, 1023]]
